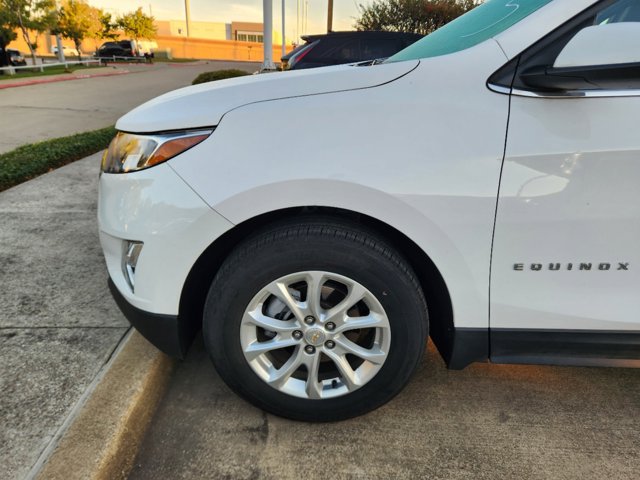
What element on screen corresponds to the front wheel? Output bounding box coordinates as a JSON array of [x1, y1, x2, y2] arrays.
[[203, 219, 428, 421]]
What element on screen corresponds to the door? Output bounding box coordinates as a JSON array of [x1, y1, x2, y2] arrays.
[[490, 0, 640, 365]]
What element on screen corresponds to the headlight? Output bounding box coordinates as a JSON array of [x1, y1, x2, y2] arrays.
[[101, 129, 213, 173]]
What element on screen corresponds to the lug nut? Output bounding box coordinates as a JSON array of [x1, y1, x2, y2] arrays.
[[304, 315, 316, 325], [325, 340, 335, 349], [325, 322, 336, 331], [292, 330, 303, 340], [304, 345, 316, 354]]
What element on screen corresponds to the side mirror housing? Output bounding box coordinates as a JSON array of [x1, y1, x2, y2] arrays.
[[519, 22, 640, 92], [554, 23, 640, 68]]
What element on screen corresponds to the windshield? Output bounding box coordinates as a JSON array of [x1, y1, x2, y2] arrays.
[[387, 0, 554, 62]]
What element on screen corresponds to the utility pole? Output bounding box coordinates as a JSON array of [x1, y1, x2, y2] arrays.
[[261, 0, 276, 70], [327, 0, 333, 33], [184, 0, 191, 37], [282, 0, 286, 57]]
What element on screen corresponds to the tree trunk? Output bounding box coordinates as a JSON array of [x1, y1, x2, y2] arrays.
[[16, 11, 37, 68], [0, 40, 9, 72], [75, 39, 82, 61]]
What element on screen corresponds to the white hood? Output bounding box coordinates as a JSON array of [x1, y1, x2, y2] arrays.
[[116, 61, 419, 133]]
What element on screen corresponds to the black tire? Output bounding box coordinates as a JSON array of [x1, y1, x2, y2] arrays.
[[203, 218, 428, 421]]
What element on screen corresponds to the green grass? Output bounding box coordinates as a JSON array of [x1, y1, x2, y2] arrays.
[[0, 64, 101, 81], [0, 126, 116, 192]]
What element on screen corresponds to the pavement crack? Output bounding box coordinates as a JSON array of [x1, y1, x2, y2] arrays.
[[3, 104, 102, 113], [259, 410, 269, 444], [0, 326, 128, 330]]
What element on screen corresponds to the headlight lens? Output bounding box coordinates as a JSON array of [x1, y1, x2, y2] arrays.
[[101, 129, 213, 173]]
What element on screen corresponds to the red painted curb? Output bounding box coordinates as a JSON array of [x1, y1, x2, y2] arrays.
[[0, 69, 129, 90]]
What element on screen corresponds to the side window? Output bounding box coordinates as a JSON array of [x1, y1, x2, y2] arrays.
[[306, 39, 361, 64], [361, 39, 402, 61], [596, 0, 640, 23]]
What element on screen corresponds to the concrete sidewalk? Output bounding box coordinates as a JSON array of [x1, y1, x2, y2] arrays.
[[0, 154, 129, 479], [0, 66, 130, 90]]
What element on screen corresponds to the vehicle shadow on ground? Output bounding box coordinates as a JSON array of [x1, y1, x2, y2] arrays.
[[130, 336, 640, 480]]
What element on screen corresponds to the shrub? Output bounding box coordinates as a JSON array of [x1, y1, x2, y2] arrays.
[[0, 126, 116, 192], [192, 69, 250, 85]]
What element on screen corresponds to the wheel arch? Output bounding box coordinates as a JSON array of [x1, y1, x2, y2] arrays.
[[179, 206, 482, 368]]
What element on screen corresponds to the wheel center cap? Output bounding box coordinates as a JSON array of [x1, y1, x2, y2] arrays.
[[304, 328, 326, 347]]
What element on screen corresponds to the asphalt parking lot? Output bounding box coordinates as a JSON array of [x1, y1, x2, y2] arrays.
[[0, 60, 260, 153], [130, 337, 640, 480]]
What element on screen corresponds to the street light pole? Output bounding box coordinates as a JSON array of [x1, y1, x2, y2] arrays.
[[282, 0, 286, 57], [184, 0, 191, 37], [262, 0, 276, 70], [327, 0, 333, 33]]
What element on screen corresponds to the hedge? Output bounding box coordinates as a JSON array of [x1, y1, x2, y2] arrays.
[[192, 69, 250, 85], [0, 126, 116, 192]]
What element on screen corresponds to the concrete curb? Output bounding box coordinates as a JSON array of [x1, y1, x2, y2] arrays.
[[32, 330, 174, 480], [0, 69, 130, 90]]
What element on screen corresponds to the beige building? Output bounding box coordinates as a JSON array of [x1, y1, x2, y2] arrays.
[[156, 20, 288, 45], [156, 20, 229, 40]]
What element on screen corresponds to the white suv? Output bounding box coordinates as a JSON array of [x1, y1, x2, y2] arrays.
[[99, 0, 640, 421]]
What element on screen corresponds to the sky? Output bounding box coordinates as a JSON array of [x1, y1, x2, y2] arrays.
[[89, 0, 365, 42]]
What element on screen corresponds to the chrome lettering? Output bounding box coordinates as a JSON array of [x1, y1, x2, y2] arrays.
[[512, 262, 629, 271]]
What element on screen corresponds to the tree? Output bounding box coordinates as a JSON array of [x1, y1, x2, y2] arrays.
[[355, 0, 479, 35], [97, 10, 118, 42], [0, 9, 18, 68], [1, 0, 56, 66], [56, 0, 100, 59], [118, 8, 156, 51]]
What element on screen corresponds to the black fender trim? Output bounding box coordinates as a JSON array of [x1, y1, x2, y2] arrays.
[[491, 329, 640, 368], [438, 328, 489, 370], [108, 278, 190, 359]]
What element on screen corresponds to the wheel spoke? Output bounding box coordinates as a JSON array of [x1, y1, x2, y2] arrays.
[[304, 271, 326, 318], [244, 337, 299, 361], [268, 347, 304, 389], [324, 283, 367, 326], [303, 352, 323, 399], [324, 349, 359, 391], [333, 313, 386, 334], [243, 308, 300, 333], [265, 281, 305, 320], [334, 337, 386, 365]]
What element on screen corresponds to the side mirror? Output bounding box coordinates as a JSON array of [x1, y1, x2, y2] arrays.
[[554, 23, 640, 68], [519, 22, 640, 92]]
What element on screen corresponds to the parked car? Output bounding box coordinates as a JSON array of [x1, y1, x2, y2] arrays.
[[281, 31, 423, 70], [94, 41, 134, 59], [52, 45, 80, 56], [94, 40, 156, 59], [100, 0, 640, 422], [7, 49, 26, 66]]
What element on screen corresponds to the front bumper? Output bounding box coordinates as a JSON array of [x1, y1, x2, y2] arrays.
[[99, 161, 235, 357], [108, 277, 190, 358], [98, 163, 233, 316]]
